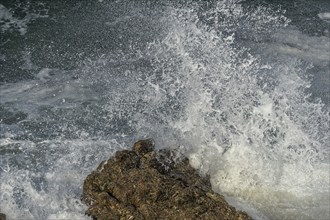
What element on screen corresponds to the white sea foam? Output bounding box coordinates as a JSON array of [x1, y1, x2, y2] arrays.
[[318, 12, 330, 21], [0, 68, 100, 115], [268, 28, 330, 67], [0, 3, 48, 35], [0, 138, 124, 219], [136, 3, 329, 219]]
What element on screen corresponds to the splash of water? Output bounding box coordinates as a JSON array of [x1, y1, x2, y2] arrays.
[[0, 1, 329, 219]]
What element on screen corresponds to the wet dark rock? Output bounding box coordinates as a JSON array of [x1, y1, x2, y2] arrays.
[[82, 139, 252, 220], [0, 213, 6, 220]]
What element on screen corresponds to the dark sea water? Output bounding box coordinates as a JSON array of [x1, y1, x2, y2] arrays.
[[0, 0, 329, 219]]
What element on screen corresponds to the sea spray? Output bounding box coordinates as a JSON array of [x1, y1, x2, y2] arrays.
[[0, 1, 329, 219], [134, 2, 329, 219]]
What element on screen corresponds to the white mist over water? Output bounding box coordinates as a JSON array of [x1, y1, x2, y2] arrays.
[[0, 1, 329, 219]]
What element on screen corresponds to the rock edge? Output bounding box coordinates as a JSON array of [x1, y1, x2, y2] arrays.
[[82, 139, 252, 220]]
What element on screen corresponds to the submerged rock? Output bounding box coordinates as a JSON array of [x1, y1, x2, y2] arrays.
[[82, 139, 252, 220]]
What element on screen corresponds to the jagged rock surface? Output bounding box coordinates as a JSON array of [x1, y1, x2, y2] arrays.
[[82, 139, 252, 220]]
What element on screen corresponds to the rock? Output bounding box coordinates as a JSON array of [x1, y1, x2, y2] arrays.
[[0, 213, 6, 220], [82, 139, 252, 220], [132, 138, 155, 156]]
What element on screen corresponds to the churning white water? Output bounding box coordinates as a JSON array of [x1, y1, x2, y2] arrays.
[[0, 1, 329, 219]]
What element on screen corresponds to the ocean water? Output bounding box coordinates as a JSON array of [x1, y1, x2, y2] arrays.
[[0, 0, 329, 219]]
